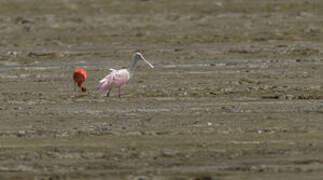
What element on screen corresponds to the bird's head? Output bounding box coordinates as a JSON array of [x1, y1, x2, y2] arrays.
[[81, 85, 86, 92], [133, 52, 154, 68]]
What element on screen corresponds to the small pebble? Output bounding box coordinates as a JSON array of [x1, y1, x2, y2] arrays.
[[7, 51, 18, 56], [17, 130, 26, 137], [215, 2, 223, 7]]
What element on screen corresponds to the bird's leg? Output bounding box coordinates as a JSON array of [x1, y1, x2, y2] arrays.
[[106, 89, 110, 97], [118, 88, 121, 98], [74, 82, 76, 92]]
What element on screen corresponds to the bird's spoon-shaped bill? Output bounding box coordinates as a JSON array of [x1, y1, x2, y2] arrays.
[[142, 57, 154, 68]]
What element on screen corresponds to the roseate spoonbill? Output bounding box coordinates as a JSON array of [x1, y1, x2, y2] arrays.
[[73, 68, 87, 92], [97, 52, 154, 97]]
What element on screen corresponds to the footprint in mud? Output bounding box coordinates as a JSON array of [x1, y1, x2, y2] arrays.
[[71, 94, 88, 98], [194, 176, 213, 180]]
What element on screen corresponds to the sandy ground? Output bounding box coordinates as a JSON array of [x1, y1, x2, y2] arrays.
[[1, 0, 323, 179]]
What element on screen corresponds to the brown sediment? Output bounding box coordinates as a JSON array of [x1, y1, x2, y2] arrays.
[[1, 0, 323, 179]]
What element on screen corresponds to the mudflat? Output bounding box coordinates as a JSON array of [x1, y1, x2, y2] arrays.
[[1, 0, 323, 179]]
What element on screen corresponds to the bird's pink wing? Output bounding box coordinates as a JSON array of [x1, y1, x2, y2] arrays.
[[97, 70, 116, 91], [111, 69, 130, 87]]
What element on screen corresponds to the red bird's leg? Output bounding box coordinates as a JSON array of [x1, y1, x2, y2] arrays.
[[74, 82, 76, 92]]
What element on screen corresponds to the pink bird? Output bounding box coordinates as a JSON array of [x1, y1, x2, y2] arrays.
[[97, 52, 154, 97]]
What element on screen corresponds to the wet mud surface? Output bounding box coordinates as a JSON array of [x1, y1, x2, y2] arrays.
[[1, 0, 323, 179]]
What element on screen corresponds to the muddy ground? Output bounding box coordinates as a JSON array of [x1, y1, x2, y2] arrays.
[[1, 0, 323, 179]]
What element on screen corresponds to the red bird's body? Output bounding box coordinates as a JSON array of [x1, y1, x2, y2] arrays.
[[73, 68, 87, 92]]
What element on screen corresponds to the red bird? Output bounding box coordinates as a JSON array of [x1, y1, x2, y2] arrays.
[[73, 68, 87, 92]]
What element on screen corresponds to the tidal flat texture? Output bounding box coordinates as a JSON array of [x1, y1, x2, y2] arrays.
[[1, 0, 323, 179]]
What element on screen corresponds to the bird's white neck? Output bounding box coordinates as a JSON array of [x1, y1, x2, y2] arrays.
[[128, 58, 139, 76]]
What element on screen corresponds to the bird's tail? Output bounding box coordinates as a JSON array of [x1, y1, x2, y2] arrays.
[[97, 79, 108, 92], [97, 70, 115, 92]]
